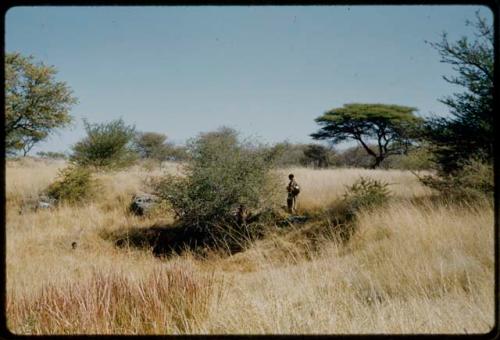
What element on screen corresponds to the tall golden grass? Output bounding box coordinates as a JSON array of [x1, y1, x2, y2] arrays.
[[6, 159, 494, 334]]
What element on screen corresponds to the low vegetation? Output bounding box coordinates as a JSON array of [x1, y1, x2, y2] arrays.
[[6, 159, 494, 334], [45, 165, 98, 205]]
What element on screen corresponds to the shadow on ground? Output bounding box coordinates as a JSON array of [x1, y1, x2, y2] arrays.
[[102, 207, 358, 259], [101, 223, 218, 257]]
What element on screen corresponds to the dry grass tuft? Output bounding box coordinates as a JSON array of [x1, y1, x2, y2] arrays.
[[7, 265, 221, 334]]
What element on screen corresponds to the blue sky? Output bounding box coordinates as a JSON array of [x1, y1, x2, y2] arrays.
[[5, 5, 493, 153]]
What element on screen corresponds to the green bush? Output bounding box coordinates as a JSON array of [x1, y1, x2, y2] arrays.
[[46, 166, 97, 204], [420, 157, 493, 201], [71, 118, 137, 170], [300, 144, 337, 168], [152, 127, 279, 230], [342, 177, 390, 215]]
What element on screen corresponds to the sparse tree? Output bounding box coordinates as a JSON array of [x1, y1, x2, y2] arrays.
[[311, 103, 422, 168], [5, 52, 77, 155]]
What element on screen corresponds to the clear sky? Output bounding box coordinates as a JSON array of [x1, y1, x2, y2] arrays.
[[5, 5, 493, 154]]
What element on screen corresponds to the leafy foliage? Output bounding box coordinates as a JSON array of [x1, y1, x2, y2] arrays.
[[5, 52, 77, 156], [133, 132, 189, 167], [264, 142, 338, 168], [71, 119, 137, 170], [133, 132, 174, 162], [301, 144, 335, 168], [153, 127, 279, 229], [419, 157, 493, 201], [342, 177, 390, 215], [262, 142, 308, 167], [46, 166, 97, 204], [424, 13, 493, 173], [311, 103, 423, 168]]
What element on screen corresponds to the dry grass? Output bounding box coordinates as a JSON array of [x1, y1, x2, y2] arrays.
[[6, 159, 494, 334], [8, 264, 221, 334], [276, 167, 433, 211]]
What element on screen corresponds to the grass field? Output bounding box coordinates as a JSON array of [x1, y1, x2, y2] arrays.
[[6, 158, 495, 334]]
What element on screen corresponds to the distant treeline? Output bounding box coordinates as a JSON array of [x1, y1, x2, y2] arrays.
[[261, 142, 432, 170]]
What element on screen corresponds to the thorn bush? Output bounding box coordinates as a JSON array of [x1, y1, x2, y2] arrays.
[[342, 176, 390, 215]]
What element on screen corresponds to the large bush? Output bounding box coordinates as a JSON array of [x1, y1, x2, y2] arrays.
[[71, 119, 137, 170], [46, 165, 97, 204], [153, 127, 279, 229]]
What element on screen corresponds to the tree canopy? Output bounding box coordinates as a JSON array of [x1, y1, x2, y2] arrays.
[[71, 119, 137, 170], [134, 132, 170, 159], [302, 144, 334, 168], [424, 12, 493, 173], [5, 52, 77, 155], [311, 103, 422, 168]]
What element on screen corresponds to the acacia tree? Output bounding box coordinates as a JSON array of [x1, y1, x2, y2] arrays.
[[311, 103, 422, 168], [424, 12, 493, 173], [5, 52, 77, 155]]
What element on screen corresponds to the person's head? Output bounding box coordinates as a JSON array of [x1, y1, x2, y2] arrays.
[[288, 174, 294, 180]]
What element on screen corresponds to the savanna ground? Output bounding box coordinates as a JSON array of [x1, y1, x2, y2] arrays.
[[6, 158, 494, 334]]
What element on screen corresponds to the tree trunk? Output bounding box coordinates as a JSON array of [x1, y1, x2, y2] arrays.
[[371, 156, 384, 169]]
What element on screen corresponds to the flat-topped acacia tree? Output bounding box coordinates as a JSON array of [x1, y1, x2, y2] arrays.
[[311, 103, 423, 168]]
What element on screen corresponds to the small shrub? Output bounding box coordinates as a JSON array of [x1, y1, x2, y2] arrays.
[[342, 177, 390, 215], [46, 166, 97, 204]]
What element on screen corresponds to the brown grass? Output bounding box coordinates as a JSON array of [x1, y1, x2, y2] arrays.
[[8, 264, 222, 334], [6, 159, 494, 334]]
